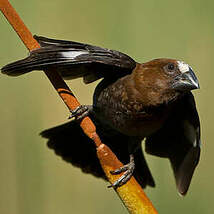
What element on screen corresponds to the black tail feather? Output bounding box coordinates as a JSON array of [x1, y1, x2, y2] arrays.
[[41, 116, 155, 189]]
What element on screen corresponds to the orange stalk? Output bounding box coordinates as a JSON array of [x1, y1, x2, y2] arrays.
[[0, 0, 158, 213]]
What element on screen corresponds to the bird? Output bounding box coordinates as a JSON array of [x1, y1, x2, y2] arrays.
[[1, 35, 201, 195]]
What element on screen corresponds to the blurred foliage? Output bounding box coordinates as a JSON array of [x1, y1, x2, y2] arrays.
[[0, 0, 213, 213]]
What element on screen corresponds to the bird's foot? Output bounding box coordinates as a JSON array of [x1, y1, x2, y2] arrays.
[[68, 105, 92, 120], [108, 154, 135, 188]]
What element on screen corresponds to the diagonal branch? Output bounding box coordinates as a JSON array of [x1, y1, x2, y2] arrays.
[[0, 0, 158, 213]]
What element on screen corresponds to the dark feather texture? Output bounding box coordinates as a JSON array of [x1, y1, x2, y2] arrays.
[[1, 36, 201, 195], [146, 92, 200, 195], [2, 36, 136, 83], [41, 113, 155, 188]]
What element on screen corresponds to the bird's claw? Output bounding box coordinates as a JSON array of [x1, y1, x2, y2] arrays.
[[108, 154, 135, 188], [68, 105, 90, 120]]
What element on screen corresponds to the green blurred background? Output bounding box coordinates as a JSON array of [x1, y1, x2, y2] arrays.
[[0, 0, 212, 213]]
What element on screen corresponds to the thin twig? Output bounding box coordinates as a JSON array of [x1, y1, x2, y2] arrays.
[[0, 0, 158, 213]]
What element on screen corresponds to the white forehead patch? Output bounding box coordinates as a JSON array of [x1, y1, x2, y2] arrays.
[[177, 61, 190, 73], [61, 50, 89, 58]]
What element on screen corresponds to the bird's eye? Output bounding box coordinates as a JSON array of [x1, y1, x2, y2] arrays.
[[167, 63, 175, 71]]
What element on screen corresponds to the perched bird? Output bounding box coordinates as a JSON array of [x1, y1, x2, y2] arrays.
[[1, 36, 201, 195]]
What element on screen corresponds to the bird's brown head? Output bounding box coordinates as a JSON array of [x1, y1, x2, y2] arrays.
[[132, 58, 199, 106]]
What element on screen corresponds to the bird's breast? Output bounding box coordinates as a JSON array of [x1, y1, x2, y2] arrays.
[[94, 76, 170, 137]]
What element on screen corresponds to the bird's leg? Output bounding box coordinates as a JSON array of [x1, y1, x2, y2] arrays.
[[108, 154, 135, 188], [68, 105, 92, 120]]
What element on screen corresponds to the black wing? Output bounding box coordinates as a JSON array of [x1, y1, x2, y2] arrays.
[[145, 92, 201, 195], [41, 113, 155, 189], [1, 36, 136, 83]]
